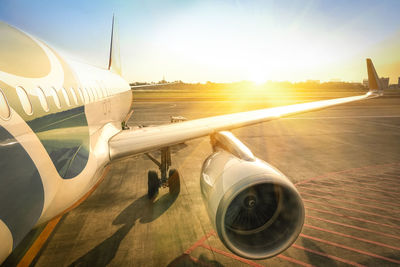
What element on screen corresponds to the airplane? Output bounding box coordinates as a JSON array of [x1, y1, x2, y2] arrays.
[[0, 17, 383, 264]]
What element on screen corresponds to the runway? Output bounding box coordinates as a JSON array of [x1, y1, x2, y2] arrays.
[[5, 92, 400, 266]]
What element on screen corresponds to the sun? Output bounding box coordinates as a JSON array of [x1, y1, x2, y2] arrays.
[[249, 70, 267, 85]]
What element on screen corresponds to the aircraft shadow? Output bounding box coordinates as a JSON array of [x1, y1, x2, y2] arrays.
[[167, 254, 224, 267], [68, 190, 179, 267], [301, 239, 338, 267]]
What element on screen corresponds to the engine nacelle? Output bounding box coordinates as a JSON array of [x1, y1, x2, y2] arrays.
[[200, 132, 304, 259]]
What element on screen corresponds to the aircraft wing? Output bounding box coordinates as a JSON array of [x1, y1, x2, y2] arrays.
[[109, 93, 375, 161]]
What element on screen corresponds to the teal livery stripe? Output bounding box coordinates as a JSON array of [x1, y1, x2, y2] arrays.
[[0, 126, 44, 248], [27, 105, 89, 179]]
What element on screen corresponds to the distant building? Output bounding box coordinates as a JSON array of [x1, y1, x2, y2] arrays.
[[362, 79, 369, 88], [380, 77, 389, 89], [306, 80, 320, 83]]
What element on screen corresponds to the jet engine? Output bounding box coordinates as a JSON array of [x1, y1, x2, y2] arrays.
[[200, 131, 304, 259]]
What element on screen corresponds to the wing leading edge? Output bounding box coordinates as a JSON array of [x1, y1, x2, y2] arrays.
[[109, 93, 375, 161], [109, 59, 381, 161]]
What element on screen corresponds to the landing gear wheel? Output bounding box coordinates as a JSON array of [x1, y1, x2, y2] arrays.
[[147, 170, 159, 199], [168, 169, 180, 195]]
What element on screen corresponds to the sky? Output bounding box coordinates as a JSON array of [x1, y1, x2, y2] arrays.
[[0, 0, 399, 83]]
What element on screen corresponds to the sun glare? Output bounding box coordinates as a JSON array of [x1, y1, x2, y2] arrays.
[[250, 73, 267, 85]]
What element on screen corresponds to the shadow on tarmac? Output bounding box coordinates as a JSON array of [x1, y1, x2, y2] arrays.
[[68, 190, 179, 267], [302, 239, 338, 267], [167, 254, 224, 267]]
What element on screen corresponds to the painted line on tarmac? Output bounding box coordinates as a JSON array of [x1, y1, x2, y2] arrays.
[[300, 187, 400, 208], [299, 234, 400, 264], [200, 244, 266, 267], [184, 231, 313, 267], [295, 162, 400, 186], [284, 115, 400, 119], [291, 244, 366, 267], [379, 173, 400, 180], [305, 215, 400, 240], [339, 175, 400, 187], [307, 179, 400, 197], [18, 166, 111, 267], [17, 216, 62, 267], [184, 231, 216, 254], [305, 206, 400, 230], [320, 177, 400, 193], [299, 182, 399, 202], [300, 192, 396, 213], [304, 224, 400, 251], [350, 173, 400, 183], [304, 199, 400, 222]]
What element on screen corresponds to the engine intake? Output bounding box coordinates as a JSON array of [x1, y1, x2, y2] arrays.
[[200, 132, 304, 259]]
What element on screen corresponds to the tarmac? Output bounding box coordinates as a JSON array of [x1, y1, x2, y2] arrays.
[[6, 92, 400, 266]]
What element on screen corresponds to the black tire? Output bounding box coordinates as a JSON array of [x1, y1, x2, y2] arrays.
[[148, 170, 159, 199], [168, 169, 180, 195]]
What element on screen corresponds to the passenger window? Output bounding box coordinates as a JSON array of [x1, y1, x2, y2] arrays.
[[88, 88, 96, 101], [0, 88, 11, 119], [97, 82, 104, 98], [50, 87, 61, 109], [77, 88, 85, 103], [36, 87, 49, 112], [84, 88, 92, 103], [101, 81, 108, 97], [98, 87, 104, 99], [93, 87, 99, 100], [69, 88, 78, 105], [16, 86, 33, 115], [61, 88, 71, 106], [95, 87, 101, 99]]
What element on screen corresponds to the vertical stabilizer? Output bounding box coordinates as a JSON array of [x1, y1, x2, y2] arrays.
[[366, 58, 381, 92], [108, 15, 122, 75]]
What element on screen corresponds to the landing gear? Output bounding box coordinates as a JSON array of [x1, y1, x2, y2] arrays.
[[147, 170, 159, 199], [145, 147, 180, 199], [168, 169, 180, 195]]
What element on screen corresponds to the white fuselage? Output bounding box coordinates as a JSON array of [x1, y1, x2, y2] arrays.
[[0, 22, 132, 262]]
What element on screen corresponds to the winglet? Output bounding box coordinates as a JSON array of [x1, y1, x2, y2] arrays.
[[108, 14, 122, 75], [366, 58, 382, 93]]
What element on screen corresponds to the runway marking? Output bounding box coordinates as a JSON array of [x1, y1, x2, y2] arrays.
[[343, 173, 400, 183], [320, 176, 400, 192], [307, 179, 400, 197], [303, 199, 400, 222], [299, 182, 399, 202], [294, 162, 400, 186], [299, 234, 400, 264], [17, 216, 62, 267], [300, 187, 400, 208], [199, 244, 266, 267], [180, 162, 400, 266], [291, 244, 366, 267], [284, 115, 400, 120], [305, 215, 400, 240], [379, 173, 400, 180], [183, 231, 313, 267], [346, 174, 400, 186], [184, 231, 216, 254], [300, 191, 397, 213], [275, 254, 315, 267], [303, 224, 400, 251], [305, 206, 400, 230], [17, 166, 111, 267]]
